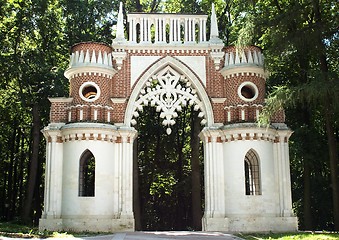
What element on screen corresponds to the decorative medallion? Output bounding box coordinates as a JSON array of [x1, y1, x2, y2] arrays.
[[131, 66, 206, 134]]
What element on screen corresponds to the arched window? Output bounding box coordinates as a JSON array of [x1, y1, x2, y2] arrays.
[[244, 149, 261, 195], [79, 150, 95, 197]]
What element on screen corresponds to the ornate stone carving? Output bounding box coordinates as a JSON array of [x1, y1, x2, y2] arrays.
[[131, 65, 206, 134]]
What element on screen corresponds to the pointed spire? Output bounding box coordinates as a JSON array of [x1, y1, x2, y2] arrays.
[[209, 3, 222, 43], [114, 2, 126, 43]]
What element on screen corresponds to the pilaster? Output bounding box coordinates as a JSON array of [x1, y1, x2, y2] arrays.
[[40, 125, 64, 231], [200, 127, 227, 230], [118, 127, 137, 219], [275, 128, 294, 217]]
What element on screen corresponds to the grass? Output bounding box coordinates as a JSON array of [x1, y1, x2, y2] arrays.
[[237, 232, 339, 240], [0, 221, 83, 238], [1, 222, 339, 239]]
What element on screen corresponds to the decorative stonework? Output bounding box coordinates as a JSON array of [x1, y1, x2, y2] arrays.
[[65, 49, 116, 79], [41, 3, 297, 234], [131, 65, 206, 134], [220, 46, 266, 79]]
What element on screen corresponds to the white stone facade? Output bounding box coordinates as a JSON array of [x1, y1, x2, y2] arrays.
[[39, 3, 297, 232]]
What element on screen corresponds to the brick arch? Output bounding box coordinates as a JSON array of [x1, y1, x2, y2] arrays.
[[124, 56, 214, 127]]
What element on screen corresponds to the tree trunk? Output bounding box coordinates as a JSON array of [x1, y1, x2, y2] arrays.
[[18, 131, 26, 214], [23, 104, 41, 224], [11, 127, 21, 219], [6, 119, 18, 220], [311, 0, 339, 229], [191, 112, 202, 230], [324, 109, 339, 231], [303, 158, 313, 230]]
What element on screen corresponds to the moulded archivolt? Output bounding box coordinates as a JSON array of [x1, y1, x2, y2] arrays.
[[131, 65, 206, 134]]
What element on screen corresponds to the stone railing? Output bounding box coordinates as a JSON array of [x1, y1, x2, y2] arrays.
[[127, 13, 208, 44]]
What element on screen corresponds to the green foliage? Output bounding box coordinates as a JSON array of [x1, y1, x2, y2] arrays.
[[246, 0, 339, 231], [0, 0, 338, 232], [136, 106, 203, 230], [238, 232, 339, 240]]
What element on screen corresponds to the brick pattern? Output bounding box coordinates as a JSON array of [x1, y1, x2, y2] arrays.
[[224, 105, 263, 123], [50, 101, 70, 123], [206, 56, 225, 98], [70, 75, 111, 105], [212, 102, 225, 123], [224, 75, 265, 106], [271, 109, 286, 123], [50, 42, 286, 125], [67, 105, 114, 123], [111, 103, 126, 123]]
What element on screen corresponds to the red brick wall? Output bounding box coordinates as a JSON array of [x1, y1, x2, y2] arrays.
[[50, 101, 69, 123], [70, 75, 112, 105], [49, 42, 286, 125]]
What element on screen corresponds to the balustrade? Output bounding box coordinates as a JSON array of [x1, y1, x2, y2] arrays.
[[127, 14, 208, 44]]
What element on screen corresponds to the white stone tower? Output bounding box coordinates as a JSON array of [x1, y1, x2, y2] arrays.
[[39, 3, 297, 232]]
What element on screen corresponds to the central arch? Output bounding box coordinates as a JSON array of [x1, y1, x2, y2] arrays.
[[124, 56, 214, 127]]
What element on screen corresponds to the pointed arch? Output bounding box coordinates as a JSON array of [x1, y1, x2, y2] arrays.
[[124, 56, 214, 127], [79, 149, 95, 197], [244, 149, 261, 195]]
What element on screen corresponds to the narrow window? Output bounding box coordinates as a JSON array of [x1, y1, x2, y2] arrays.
[[244, 149, 261, 195], [79, 150, 95, 197]]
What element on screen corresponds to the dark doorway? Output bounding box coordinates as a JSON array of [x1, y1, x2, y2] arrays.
[[133, 105, 204, 231]]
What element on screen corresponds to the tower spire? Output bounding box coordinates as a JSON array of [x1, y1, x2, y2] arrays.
[[209, 3, 222, 43], [114, 2, 126, 43]]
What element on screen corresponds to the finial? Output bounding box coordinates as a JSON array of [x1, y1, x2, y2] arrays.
[[210, 3, 222, 43], [114, 2, 126, 43]]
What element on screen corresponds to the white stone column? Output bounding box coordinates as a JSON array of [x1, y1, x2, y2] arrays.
[[275, 129, 294, 217], [132, 19, 137, 42], [192, 19, 196, 42], [199, 19, 203, 43], [129, 20, 133, 42], [41, 129, 63, 219], [119, 128, 137, 219], [140, 18, 144, 42], [155, 18, 159, 43], [200, 128, 227, 231], [169, 18, 174, 42], [188, 18, 192, 42], [202, 19, 206, 41], [41, 132, 51, 218], [281, 131, 293, 216]]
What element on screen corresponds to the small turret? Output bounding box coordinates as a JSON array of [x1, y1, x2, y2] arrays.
[[221, 46, 266, 123], [60, 42, 116, 123]]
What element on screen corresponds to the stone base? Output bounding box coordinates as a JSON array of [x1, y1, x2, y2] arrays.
[[202, 217, 229, 231], [202, 216, 298, 232], [39, 218, 134, 232], [39, 218, 63, 232]]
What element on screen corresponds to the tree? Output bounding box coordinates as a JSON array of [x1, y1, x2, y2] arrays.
[[241, 0, 339, 230]]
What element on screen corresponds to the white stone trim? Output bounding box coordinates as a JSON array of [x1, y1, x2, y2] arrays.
[[64, 66, 117, 80], [124, 56, 214, 127], [79, 81, 101, 102], [237, 81, 259, 102], [220, 66, 267, 79], [111, 98, 126, 104], [48, 97, 73, 103], [211, 98, 226, 104]]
